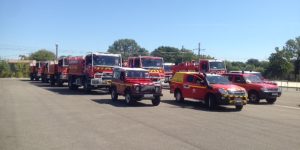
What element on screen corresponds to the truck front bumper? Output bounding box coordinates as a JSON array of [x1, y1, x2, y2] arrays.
[[217, 94, 248, 106], [259, 91, 282, 99]]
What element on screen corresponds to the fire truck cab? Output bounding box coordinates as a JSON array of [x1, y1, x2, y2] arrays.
[[68, 52, 122, 92], [127, 56, 165, 84], [172, 59, 227, 76]]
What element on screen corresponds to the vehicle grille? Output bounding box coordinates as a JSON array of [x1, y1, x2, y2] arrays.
[[141, 86, 155, 93], [232, 90, 245, 96], [267, 88, 278, 92]]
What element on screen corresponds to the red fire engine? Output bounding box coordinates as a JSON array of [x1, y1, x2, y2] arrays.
[[55, 57, 70, 86], [41, 61, 56, 83], [68, 52, 122, 92], [172, 59, 227, 75], [29, 61, 47, 81], [127, 56, 165, 83]]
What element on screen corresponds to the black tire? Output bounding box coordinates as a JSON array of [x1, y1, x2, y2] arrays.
[[266, 98, 276, 104], [30, 75, 34, 81], [235, 105, 243, 111], [68, 77, 78, 90], [206, 94, 217, 110], [152, 96, 160, 106], [50, 75, 55, 86], [175, 90, 184, 102], [83, 78, 91, 93], [125, 92, 135, 105], [111, 87, 118, 101], [248, 91, 260, 104], [57, 80, 63, 87]]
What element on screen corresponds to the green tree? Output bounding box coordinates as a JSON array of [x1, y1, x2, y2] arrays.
[[246, 59, 260, 67], [283, 36, 300, 80], [28, 49, 56, 61], [0, 60, 11, 77], [151, 46, 181, 63], [107, 39, 149, 60], [265, 47, 293, 79]]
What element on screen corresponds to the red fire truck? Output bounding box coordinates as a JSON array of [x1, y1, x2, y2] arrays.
[[127, 56, 165, 83], [29, 61, 47, 81], [172, 59, 227, 75], [54, 57, 70, 86], [41, 61, 56, 83], [68, 52, 122, 92]]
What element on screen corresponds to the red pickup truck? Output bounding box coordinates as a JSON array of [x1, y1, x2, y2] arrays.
[[223, 73, 281, 104], [170, 72, 248, 110]]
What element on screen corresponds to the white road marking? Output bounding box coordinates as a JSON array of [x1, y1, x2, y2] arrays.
[[274, 104, 300, 110]]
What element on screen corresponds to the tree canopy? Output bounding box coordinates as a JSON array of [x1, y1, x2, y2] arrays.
[[107, 39, 149, 60], [28, 49, 56, 61]]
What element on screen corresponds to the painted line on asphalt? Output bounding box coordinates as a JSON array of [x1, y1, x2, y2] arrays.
[[274, 104, 300, 110]]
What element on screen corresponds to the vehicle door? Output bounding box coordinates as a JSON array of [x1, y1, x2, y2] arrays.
[[192, 75, 207, 101], [181, 75, 194, 98]]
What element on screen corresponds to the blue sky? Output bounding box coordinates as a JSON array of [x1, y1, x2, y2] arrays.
[[0, 0, 299, 61]]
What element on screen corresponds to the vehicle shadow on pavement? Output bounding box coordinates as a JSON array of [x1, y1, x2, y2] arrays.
[[26, 81, 109, 95], [248, 102, 272, 105], [161, 100, 241, 112], [91, 99, 155, 107]]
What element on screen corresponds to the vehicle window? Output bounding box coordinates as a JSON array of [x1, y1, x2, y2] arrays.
[[235, 76, 245, 83], [194, 76, 204, 84], [141, 58, 163, 68], [126, 70, 149, 78], [186, 75, 194, 83], [93, 55, 120, 66], [244, 75, 262, 83], [120, 71, 125, 81], [201, 64, 208, 72], [134, 59, 140, 67], [113, 70, 121, 79], [58, 59, 63, 66], [86, 55, 92, 65], [206, 75, 230, 84], [209, 62, 226, 70], [227, 75, 233, 81], [63, 58, 69, 66]]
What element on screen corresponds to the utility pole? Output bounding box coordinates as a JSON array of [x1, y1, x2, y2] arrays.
[[198, 42, 201, 57], [55, 43, 58, 59]]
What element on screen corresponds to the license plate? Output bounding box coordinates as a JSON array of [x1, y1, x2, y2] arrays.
[[235, 98, 242, 104], [272, 93, 278, 96], [144, 94, 153, 98]]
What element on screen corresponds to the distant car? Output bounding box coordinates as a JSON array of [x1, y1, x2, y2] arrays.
[[229, 71, 277, 85], [170, 72, 248, 110], [110, 67, 163, 106], [223, 73, 281, 104], [162, 63, 175, 88]]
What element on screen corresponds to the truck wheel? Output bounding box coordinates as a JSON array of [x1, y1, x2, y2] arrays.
[[235, 105, 243, 111], [125, 92, 135, 105], [206, 94, 217, 110], [83, 80, 91, 93], [30, 75, 34, 81], [50, 76, 55, 86], [152, 96, 160, 106], [249, 91, 260, 104], [266, 98, 276, 104], [57, 80, 63, 87], [175, 90, 184, 102], [111, 87, 118, 101]]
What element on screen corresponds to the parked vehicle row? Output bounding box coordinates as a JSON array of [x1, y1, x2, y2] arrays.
[[29, 54, 282, 110]]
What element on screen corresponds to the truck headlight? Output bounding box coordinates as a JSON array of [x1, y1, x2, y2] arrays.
[[218, 88, 228, 95], [135, 86, 140, 93], [261, 87, 268, 92]]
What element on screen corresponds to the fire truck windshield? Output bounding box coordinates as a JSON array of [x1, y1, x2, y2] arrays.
[[141, 58, 163, 68], [164, 65, 172, 72], [209, 61, 225, 70], [93, 55, 120, 66], [126, 70, 149, 78], [206, 75, 230, 84]]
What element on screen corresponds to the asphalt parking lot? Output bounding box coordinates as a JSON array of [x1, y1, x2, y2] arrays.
[[0, 78, 300, 150]]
